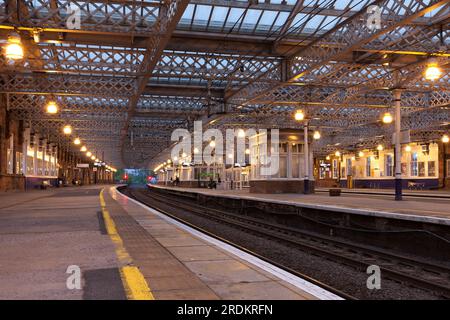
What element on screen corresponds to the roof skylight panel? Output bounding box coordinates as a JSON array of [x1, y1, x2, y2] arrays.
[[334, 0, 371, 11], [303, 14, 327, 33], [199, 6, 229, 31], [239, 9, 263, 32], [193, 4, 212, 26], [179, 3, 195, 27], [271, 11, 289, 32], [255, 10, 278, 31], [224, 7, 246, 32]]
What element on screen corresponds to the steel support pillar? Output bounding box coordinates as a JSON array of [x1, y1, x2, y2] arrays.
[[394, 90, 403, 201], [304, 122, 310, 194]]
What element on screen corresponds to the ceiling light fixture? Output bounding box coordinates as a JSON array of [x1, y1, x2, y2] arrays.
[[4, 32, 24, 60]]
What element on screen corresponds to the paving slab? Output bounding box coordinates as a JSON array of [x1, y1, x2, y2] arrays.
[[0, 185, 122, 300], [108, 186, 329, 300]]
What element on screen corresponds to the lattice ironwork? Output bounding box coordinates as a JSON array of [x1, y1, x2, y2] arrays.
[[0, 0, 161, 34], [0, 0, 448, 168]]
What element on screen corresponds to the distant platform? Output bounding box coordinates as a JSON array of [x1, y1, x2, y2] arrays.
[[0, 185, 339, 300], [151, 185, 450, 226], [316, 187, 450, 199]]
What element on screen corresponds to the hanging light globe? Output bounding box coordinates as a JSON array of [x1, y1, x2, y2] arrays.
[[424, 59, 442, 81], [313, 130, 321, 140], [46, 101, 58, 114], [442, 134, 450, 143], [382, 112, 393, 124], [294, 110, 305, 121], [5, 32, 24, 60], [63, 125, 72, 135]]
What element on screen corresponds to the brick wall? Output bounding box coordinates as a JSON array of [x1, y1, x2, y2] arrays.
[[0, 94, 25, 191]]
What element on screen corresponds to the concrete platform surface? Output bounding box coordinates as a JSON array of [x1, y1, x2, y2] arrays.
[[0, 185, 337, 300], [108, 186, 337, 300], [0, 185, 123, 300], [152, 185, 450, 225]]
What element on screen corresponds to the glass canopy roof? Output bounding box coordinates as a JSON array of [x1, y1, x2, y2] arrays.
[[177, 0, 378, 37]]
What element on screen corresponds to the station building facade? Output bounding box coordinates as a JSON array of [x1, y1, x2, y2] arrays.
[[315, 142, 449, 190], [157, 136, 450, 193], [0, 96, 114, 191]]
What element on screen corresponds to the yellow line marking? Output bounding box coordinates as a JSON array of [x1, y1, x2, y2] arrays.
[[100, 189, 154, 300]]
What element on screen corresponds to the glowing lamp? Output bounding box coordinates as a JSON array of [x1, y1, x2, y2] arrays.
[[424, 60, 442, 81], [4, 33, 23, 60], [63, 125, 72, 135], [313, 130, 321, 140], [46, 101, 58, 114], [443, 134, 450, 143], [294, 110, 305, 121], [73, 138, 81, 145], [382, 112, 393, 124]]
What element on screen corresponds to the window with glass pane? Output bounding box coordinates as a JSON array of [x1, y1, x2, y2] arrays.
[[7, 148, 13, 174], [447, 160, 450, 177], [410, 153, 418, 176], [291, 143, 298, 153], [279, 142, 288, 153], [332, 159, 338, 178], [385, 154, 393, 177], [366, 157, 371, 177], [418, 162, 425, 177], [292, 155, 299, 178], [428, 161, 436, 177], [346, 158, 352, 176], [16, 152, 23, 174], [279, 156, 287, 178]]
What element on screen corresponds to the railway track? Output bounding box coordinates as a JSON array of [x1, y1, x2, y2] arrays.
[[124, 186, 450, 299]]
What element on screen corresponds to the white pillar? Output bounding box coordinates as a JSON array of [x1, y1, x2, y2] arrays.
[[33, 134, 38, 175], [42, 139, 47, 176], [22, 128, 29, 175]]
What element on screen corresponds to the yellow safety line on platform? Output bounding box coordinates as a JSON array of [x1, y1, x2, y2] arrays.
[[99, 189, 154, 300]]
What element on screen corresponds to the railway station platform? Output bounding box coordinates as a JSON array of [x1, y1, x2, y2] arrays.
[[0, 185, 339, 300], [152, 185, 450, 226]]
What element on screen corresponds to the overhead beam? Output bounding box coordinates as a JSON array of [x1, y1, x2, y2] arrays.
[[121, 0, 190, 167], [226, 0, 447, 106]]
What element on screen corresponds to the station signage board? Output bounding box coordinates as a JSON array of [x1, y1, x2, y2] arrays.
[[76, 163, 90, 168]]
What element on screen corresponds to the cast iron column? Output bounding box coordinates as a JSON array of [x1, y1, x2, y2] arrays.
[[304, 122, 310, 194], [394, 89, 403, 200]]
